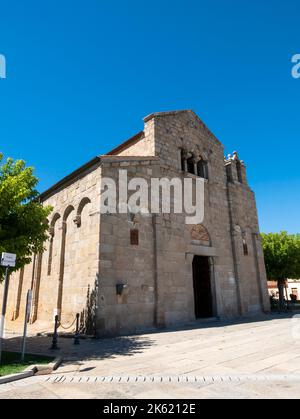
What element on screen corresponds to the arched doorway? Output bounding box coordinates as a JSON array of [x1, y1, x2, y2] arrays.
[[192, 256, 213, 318]]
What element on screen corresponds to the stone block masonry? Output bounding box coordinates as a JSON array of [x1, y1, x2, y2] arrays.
[[0, 110, 270, 337]]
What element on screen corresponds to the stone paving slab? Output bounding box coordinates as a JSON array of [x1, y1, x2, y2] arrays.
[[1, 314, 300, 398], [1, 376, 300, 399]]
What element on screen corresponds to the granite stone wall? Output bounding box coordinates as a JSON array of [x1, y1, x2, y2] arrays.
[[0, 110, 270, 337]]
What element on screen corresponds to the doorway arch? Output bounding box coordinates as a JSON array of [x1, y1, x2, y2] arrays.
[[192, 256, 213, 318]]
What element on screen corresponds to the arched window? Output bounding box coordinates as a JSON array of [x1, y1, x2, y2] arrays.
[[74, 197, 91, 227], [57, 205, 75, 318], [243, 238, 248, 256], [242, 231, 248, 255], [130, 229, 139, 245], [197, 159, 209, 180], [48, 213, 61, 276], [187, 156, 195, 175]]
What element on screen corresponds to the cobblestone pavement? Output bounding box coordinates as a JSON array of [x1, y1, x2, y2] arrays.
[[1, 314, 300, 399]]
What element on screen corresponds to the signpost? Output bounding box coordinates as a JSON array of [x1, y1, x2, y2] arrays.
[[1, 253, 16, 268], [0, 252, 16, 364], [21, 290, 32, 362]]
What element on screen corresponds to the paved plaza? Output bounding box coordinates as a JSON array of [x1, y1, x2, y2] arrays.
[[1, 314, 300, 399]]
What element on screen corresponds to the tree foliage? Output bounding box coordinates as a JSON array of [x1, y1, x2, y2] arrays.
[[0, 153, 52, 279], [261, 231, 300, 282]]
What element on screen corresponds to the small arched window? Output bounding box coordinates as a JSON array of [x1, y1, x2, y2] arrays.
[[243, 238, 248, 256], [197, 159, 209, 180], [47, 213, 61, 276], [242, 232, 248, 255], [187, 156, 195, 175], [130, 229, 139, 245], [74, 197, 91, 228]]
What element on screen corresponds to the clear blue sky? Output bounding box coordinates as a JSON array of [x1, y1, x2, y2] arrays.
[[0, 0, 299, 233]]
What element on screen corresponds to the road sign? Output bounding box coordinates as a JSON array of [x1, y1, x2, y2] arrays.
[[1, 252, 16, 267]]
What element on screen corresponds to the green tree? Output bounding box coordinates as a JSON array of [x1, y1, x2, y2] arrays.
[[0, 153, 52, 280], [261, 232, 300, 309]]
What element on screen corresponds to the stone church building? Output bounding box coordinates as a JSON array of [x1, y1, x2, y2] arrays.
[[2, 110, 270, 336]]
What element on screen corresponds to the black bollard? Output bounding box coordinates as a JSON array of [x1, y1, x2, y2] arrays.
[[50, 315, 59, 350], [73, 313, 80, 345]]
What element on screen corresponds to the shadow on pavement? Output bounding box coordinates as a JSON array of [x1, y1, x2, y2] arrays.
[[2, 333, 156, 363], [3, 312, 299, 363]]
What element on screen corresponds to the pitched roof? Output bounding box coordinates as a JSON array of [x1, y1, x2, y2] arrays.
[[39, 156, 101, 201], [39, 110, 222, 201], [106, 131, 144, 155]]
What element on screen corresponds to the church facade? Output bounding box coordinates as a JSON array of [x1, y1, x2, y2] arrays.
[[2, 110, 270, 336]]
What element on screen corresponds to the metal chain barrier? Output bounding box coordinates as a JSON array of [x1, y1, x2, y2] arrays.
[[50, 313, 82, 349], [58, 316, 77, 331]]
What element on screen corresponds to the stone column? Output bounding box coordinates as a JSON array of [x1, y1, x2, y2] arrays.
[[208, 257, 219, 318], [152, 214, 166, 328], [230, 229, 245, 316], [57, 220, 67, 318], [47, 227, 55, 276], [226, 181, 245, 316], [30, 252, 43, 323], [252, 233, 270, 312], [185, 253, 195, 320], [194, 156, 202, 177]]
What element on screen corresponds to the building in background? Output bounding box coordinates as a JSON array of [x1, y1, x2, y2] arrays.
[[268, 280, 300, 301]]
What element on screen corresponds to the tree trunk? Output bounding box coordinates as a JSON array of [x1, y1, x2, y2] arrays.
[[277, 279, 286, 311]]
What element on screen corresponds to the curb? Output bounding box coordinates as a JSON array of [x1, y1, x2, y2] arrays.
[[34, 357, 63, 376], [0, 369, 36, 385], [0, 357, 63, 384]]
